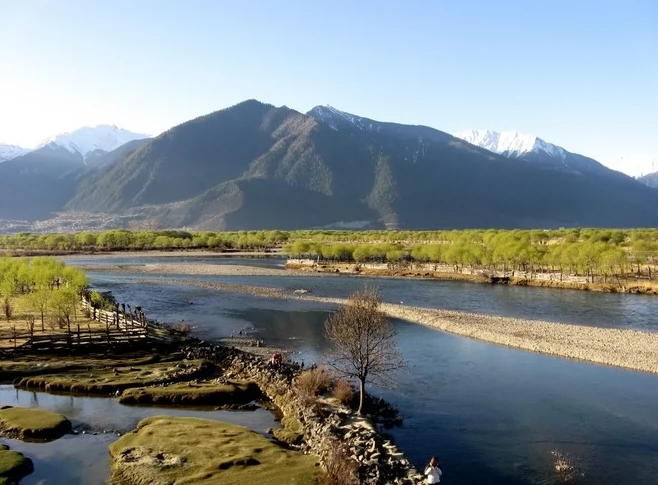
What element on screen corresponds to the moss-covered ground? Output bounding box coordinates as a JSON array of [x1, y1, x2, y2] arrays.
[[0, 445, 34, 485], [13, 359, 210, 395], [109, 416, 318, 485], [0, 407, 71, 441], [119, 380, 261, 406]]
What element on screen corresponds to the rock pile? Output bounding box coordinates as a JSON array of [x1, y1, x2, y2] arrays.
[[220, 349, 423, 485]]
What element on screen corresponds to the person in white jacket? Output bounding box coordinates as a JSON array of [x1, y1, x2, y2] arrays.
[[424, 456, 442, 484]]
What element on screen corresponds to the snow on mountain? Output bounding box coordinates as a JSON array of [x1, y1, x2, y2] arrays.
[[36, 125, 150, 161], [455, 129, 566, 160], [0, 143, 29, 163], [307, 105, 376, 131]]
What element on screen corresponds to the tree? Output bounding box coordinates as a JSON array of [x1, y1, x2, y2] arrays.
[[49, 287, 78, 340], [324, 288, 405, 415]]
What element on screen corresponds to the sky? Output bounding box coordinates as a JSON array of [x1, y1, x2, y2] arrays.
[[0, 0, 656, 176]]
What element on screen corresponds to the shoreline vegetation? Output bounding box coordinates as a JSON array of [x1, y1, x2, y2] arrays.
[[286, 260, 658, 295], [2, 225, 658, 297]]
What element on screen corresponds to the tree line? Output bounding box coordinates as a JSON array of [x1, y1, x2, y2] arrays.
[[0, 230, 290, 252], [284, 231, 658, 282], [2, 228, 658, 253], [0, 257, 88, 336]]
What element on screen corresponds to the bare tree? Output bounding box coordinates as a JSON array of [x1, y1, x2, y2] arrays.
[[324, 287, 404, 415]]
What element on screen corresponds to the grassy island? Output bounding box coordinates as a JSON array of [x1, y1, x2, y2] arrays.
[[0, 407, 71, 441], [0, 445, 34, 485], [119, 380, 261, 406], [109, 416, 318, 485]]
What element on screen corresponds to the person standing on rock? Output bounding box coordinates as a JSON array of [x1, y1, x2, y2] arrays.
[[424, 456, 442, 484]]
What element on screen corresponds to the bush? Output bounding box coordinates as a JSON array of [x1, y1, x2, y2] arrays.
[[332, 379, 355, 405], [170, 322, 192, 336], [295, 368, 332, 399], [317, 438, 359, 485]]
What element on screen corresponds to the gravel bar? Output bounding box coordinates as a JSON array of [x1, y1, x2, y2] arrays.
[[138, 277, 658, 375]]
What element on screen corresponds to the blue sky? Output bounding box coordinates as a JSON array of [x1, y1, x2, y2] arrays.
[[1, 0, 656, 175]]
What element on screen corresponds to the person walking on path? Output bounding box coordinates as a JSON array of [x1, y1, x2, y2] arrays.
[[424, 456, 442, 484]]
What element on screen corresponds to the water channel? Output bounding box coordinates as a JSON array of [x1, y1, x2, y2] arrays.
[[4, 256, 658, 484]]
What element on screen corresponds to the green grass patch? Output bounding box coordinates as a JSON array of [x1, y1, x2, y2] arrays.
[[13, 360, 210, 395], [109, 416, 318, 485], [119, 380, 261, 406], [271, 427, 304, 446], [0, 447, 34, 484], [0, 407, 71, 441]]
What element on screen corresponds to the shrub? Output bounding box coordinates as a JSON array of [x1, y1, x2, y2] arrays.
[[170, 322, 192, 336], [332, 379, 355, 406], [317, 438, 359, 485], [295, 368, 332, 399]]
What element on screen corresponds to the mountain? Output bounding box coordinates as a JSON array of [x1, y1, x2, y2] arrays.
[[36, 125, 150, 162], [455, 129, 617, 178], [0, 137, 151, 221], [639, 171, 658, 189], [0, 144, 84, 220], [57, 100, 658, 230], [0, 143, 29, 163]]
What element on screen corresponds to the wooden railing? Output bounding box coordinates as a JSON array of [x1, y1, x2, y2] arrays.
[[0, 296, 150, 355]]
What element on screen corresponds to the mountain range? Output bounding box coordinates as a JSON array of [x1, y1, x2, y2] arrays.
[[2, 100, 658, 231], [0, 125, 149, 165]]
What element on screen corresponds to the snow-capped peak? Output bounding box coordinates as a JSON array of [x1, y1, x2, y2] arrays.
[[455, 129, 565, 159], [0, 143, 29, 163], [307, 105, 370, 131], [36, 125, 150, 160]]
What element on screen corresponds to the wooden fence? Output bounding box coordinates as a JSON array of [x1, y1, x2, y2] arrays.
[[79, 298, 148, 331], [0, 296, 150, 355]]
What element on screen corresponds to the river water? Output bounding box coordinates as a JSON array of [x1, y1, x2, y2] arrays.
[[6, 256, 658, 484]]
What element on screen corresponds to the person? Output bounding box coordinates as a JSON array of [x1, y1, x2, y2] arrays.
[[271, 352, 282, 368], [424, 456, 442, 484]]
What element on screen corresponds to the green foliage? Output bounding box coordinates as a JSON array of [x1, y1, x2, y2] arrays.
[[0, 257, 88, 328], [1, 228, 658, 282]]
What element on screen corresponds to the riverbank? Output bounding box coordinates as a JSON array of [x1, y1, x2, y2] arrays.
[[1, 249, 280, 259], [287, 261, 658, 296], [144, 277, 658, 375], [77, 262, 310, 277], [0, 319, 422, 484]]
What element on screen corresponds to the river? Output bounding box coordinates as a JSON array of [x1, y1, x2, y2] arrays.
[[6, 255, 658, 484]]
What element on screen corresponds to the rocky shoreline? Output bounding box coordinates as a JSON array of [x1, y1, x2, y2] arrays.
[[143, 277, 658, 375], [183, 341, 423, 484]]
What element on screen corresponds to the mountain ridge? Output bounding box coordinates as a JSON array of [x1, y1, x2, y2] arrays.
[[639, 170, 658, 189], [36, 124, 150, 161], [3, 100, 658, 230], [0, 143, 29, 163]]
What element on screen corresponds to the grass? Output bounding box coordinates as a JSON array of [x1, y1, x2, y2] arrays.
[[0, 447, 34, 485], [0, 407, 71, 441], [119, 380, 261, 406], [0, 352, 171, 382], [109, 416, 318, 485], [13, 359, 210, 395]]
